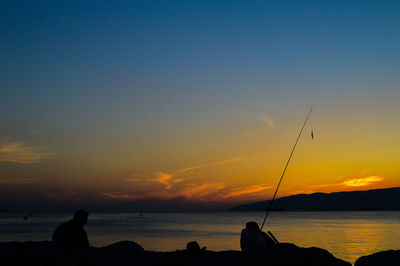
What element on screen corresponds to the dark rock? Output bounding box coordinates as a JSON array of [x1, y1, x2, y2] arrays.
[[0, 241, 88, 266], [151, 249, 245, 266], [355, 250, 400, 266], [0, 240, 351, 266], [90, 241, 146, 266], [256, 243, 351, 266]]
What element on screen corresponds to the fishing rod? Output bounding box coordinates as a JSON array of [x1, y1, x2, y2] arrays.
[[260, 107, 313, 231]]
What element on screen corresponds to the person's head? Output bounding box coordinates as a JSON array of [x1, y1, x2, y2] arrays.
[[73, 209, 89, 226], [246, 221, 260, 231]]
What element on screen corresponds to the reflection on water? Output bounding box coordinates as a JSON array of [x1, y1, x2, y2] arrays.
[[1, 211, 399, 264]]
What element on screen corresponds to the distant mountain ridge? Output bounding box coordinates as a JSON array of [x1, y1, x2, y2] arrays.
[[229, 187, 400, 211]]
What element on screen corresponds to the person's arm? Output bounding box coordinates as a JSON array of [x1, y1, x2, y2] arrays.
[[262, 232, 276, 246]]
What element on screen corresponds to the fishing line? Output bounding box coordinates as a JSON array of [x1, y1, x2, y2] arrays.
[[260, 107, 313, 231]]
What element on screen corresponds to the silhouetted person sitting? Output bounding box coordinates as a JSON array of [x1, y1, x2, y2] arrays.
[[52, 209, 89, 248], [240, 221, 275, 256]]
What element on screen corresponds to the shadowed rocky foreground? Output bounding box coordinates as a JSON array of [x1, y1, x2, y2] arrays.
[[0, 240, 397, 266], [354, 250, 400, 266]]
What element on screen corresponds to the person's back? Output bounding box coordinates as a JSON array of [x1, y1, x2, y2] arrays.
[[52, 209, 89, 248], [240, 221, 267, 255], [240, 221, 275, 256]]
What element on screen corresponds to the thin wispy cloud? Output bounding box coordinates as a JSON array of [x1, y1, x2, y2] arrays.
[[257, 114, 275, 128], [177, 182, 226, 199], [115, 157, 265, 203], [176, 158, 244, 174], [0, 142, 54, 164], [100, 192, 143, 201], [222, 184, 272, 198], [100, 183, 225, 202], [101, 182, 271, 203], [148, 157, 245, 189], [289, 189, 318, 195]]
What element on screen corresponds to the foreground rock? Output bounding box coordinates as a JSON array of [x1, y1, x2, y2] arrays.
[[355, 250, 400, 266], [0, 240, 351, 266]]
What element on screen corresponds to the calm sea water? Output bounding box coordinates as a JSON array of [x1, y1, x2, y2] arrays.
[[1, 211, 399, 264]]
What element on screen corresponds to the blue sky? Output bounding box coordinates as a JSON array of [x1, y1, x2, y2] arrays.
[[1, 0, 400, 211]]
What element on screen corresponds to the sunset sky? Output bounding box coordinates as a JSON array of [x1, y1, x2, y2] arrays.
[[1, 0, 400, 211]]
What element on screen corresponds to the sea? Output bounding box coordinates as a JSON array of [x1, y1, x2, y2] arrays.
[[1, 211, 399, 264]]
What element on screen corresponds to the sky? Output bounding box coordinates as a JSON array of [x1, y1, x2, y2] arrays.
[[1, 0, 400, 211]]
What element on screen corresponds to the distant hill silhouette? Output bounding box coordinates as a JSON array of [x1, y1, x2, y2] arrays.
[[229, 187, 400, 211]]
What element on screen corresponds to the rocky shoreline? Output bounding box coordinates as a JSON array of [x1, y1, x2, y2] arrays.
[[0, 240, 398, 266]]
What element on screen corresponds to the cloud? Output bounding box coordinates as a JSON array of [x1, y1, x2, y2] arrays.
[[114, 158, 266, 204], [0, 178, 38, 184], [257, 114, 275, 128], [341, 176, 383, 187], [153, 172, 174, 189], [176, 158, 244, 174], [149, 157, 244, 189], [101, 182, 226, 202], [100, 192, 143, 201], [222, 184, 272, 198], [289, 189, 318, 195], [0, 142, 54, 164], [101, 182, 273, 204], [177, 183, 226, 199], [312, 175, 384, 190]]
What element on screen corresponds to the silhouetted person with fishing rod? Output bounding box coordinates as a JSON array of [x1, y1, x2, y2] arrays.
[[241, 108, 313, 256], [52, 209, 90, 248]]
